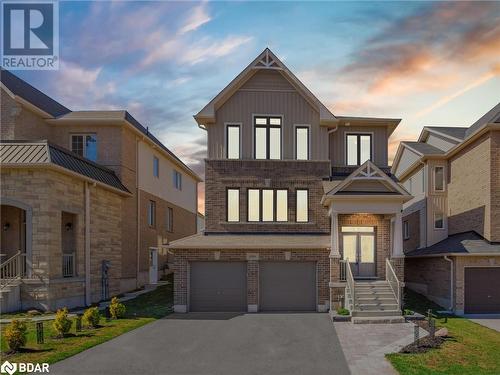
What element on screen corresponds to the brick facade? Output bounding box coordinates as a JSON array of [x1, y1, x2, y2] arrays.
[[204, 159, 331, 234], [173, 248, 330, 312]]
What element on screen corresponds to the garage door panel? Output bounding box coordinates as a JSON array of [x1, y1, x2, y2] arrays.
[[260, 262, 316, 312], [465, 267, 500, 314], [190, 262, 247, 312]]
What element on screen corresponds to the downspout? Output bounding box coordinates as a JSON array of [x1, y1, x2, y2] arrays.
[[85, 182, 91, 306], [444, 256, 453, 311]]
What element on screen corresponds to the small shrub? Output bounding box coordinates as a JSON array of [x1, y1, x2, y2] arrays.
[[53, 308, 73, 337], [109, 297, 126, 319], [337, 307, 350, 316], [4, 320, 28, 352], [404, 308, 414, 316], [83, 307, 101, 328]]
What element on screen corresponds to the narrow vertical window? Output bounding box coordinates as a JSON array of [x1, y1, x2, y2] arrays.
[[276, 189, 288, 222], [226, 125, 240, 159], [403, 221, 410, 240], [295, 126, 309, 160], [148, 201, 156, 227], [434, 166, 444, 191], [254, 116, 281, 160], [346, 134, 371, 166], [71, 134, 97, 161], [296, 189, 309, 222], [227, 189, 240, 222], [71, 135, 84, 157], [248, 189, 260, 222], [434, 213, 444, 229], [173, 170, 182, 190], [262, 189, 274, 222], [166, 207, 173, 232], [153, 156, 159, 178]]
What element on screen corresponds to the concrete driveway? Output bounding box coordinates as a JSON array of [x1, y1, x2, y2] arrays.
[[464, 314, 500, 332], [49, 313, 349, 375]]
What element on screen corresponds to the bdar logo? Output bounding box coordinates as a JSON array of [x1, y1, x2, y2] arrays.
[[0, 361, 17, 375]]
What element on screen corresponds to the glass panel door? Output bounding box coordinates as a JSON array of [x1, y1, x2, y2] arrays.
[[358, 235, 376, 277], [342, 228, 376, 278]]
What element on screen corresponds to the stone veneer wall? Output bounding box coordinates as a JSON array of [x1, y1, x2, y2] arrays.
[[173, 248, 329, 312], [1, 168, 123, 310], [204, 159, 331, 234]]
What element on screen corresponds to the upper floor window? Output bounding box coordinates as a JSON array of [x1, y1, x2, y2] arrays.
[[71, 134, 97, 162], [173, 170, 182, 190], [296, 189, 309, 222], [346, 134, 371, 166], [254, 116, 281, 160], [166, 207, 173, 232], [148, 200, 156, 227], [434, 212, 444, 229], [403, 221, 410, 240], [153, 156, 159, 178], [295, 126, 309, 160], [434, 166, 444, 192], [226, 124, 240, 159], [227, 188, 240, 222], [247, 188, 288, 222]]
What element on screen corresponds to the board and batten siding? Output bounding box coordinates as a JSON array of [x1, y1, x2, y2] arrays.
[[207, 70, 329, 160], [329, 125, 389, 167]]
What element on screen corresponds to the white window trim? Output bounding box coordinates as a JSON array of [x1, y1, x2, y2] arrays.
[[70, 133, 97, 159], [433, 166, 445, 192], [224, 122, 242, 159], [293, 124, 311, 160], [433, 212, 445, 230], [344, 131, 374, 166], [251, 114, 284, 160]]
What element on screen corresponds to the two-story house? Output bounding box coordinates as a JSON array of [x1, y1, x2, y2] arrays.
[[169, 49, 412, 321], [392, 103, 500, 314], [0, 69, 201, 312]]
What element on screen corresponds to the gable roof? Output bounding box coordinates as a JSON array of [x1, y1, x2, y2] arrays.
[[424, 126, 468, 141], [401, 141, 446, 156], [0, 140, 130, 194], [406, 231, 500, 257], [194, 48, 338, 126], [324, 160, 411, 199], [467, 102, 500, 137], [0, 69, 70, 118]]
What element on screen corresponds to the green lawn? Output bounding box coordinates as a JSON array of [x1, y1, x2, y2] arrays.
[[0, 275, 173, 367], [387, 289, 500, 375]]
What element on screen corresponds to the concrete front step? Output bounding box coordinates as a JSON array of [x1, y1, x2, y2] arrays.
[[352, 316, 406, 324], [357, 304, 399, 311], [352, 309, 402, 317], [356, 293, 396, 300]]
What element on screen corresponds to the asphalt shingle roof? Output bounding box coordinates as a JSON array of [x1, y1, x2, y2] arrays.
[[403, 141, 445, 156], [405, 231, 500, 257], [425, 126, 468, 140], [0, 141, 130, 193]]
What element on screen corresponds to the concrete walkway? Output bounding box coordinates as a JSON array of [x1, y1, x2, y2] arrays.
[[0, 281, 168, 323], [464, 314, 500, 332], [334, 322, 428, 375]]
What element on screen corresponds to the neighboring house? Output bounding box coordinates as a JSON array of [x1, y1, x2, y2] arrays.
[[0, 69, 201, 312], [392, 103, 500, 314], [168, 49, 412, 320]]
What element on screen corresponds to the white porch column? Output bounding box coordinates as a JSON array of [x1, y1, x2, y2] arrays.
[[330, 211, 340, 258], [393, 211, 404, 257]]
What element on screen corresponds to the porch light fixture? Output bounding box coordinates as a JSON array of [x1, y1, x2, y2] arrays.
[[65, 222, 73, 231], [3, 222, 10, 231]]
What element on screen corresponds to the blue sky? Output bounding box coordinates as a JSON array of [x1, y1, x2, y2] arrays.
[[13, 1, 500, 210]]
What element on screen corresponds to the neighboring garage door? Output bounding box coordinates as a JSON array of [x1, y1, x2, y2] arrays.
[[190, 262, 247, 312], [464, 267, 500, 314], [260, 262, 316, 312]]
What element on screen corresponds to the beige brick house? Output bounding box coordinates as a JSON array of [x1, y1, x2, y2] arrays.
[[392, 103, 500, 314], [168, 49, 412, 321], [0, 69, 201, 312]]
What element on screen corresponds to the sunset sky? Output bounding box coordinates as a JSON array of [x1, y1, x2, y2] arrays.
[[14, 1, 500, 213]]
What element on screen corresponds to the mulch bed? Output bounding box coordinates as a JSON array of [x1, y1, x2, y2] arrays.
[[399, 318, 450, 354]]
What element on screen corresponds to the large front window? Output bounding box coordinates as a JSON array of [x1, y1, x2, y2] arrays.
[[71, 134, 97, 161], [247, 188, 288, 222], [254, 116, 281, 159], [346, 134, 371, 166]]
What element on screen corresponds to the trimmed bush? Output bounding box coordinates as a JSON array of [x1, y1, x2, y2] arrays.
[[53, 308, 73, 337], [109, 297, 126, 319], [336, 307, 350, 316], [4, 319, 28, 352], [83, 307, 101, 328]]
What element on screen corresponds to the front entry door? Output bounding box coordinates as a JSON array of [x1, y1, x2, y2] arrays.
[[149, 247, 158, 285], [342, 227, 376, 278]]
